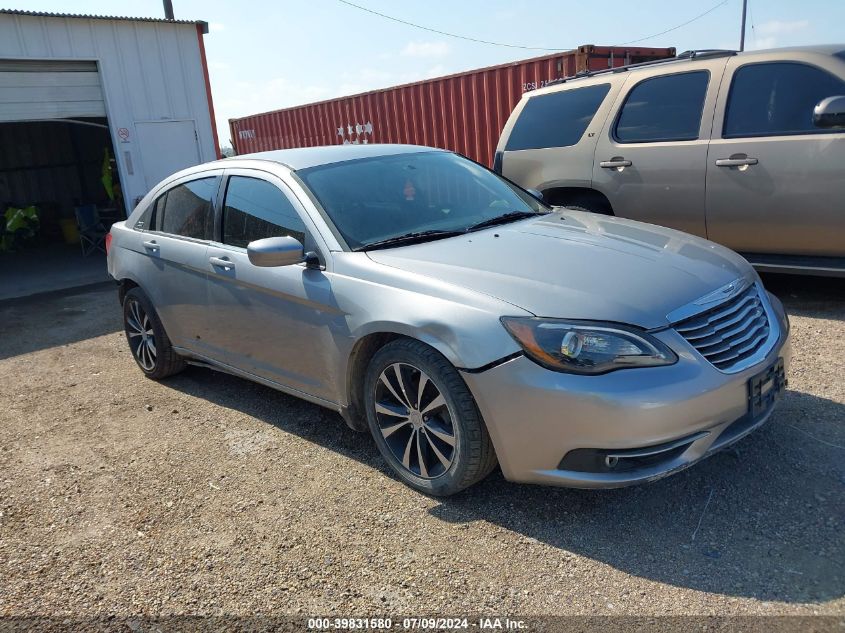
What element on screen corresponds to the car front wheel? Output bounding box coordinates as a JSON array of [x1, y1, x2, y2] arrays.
[[364, 339, 497, 496]]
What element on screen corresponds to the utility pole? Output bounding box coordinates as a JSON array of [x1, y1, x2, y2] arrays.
[[163, 0, 174, 20], [739, 0, 748, 51]]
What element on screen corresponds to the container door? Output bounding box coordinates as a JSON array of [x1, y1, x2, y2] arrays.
[[706, 57, 845, 257], [591, 61, 727, 237], [136, 120, 201, 192]]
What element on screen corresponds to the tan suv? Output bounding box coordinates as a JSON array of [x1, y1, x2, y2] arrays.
[[496, 46, 845, 276]]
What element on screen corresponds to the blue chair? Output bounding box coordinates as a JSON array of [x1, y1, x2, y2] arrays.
[[74, 204, 107, 256]]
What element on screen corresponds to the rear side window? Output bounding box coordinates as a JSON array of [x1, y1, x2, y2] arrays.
[[134, 196, 162, 231], [723, 62, 845, 138], [159, 177, 217, 240], [222, 176, 306, 248], [505, 84, 610, 151], [615, 71, 709, 143]]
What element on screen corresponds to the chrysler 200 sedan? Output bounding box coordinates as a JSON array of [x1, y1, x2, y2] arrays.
[[107, 144, 791, 496]]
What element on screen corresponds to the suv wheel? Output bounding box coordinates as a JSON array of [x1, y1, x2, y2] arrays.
[[364, 339, 497, 496]]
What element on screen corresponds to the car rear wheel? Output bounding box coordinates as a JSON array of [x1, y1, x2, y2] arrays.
[[123, 287, 185, 379], [364, 339, 497, 496]]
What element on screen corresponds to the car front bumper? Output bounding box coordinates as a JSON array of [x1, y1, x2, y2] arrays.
[[461, 300, 791, 489]]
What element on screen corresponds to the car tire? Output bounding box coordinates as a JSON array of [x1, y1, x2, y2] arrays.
[[364, 338, 497, 496], [122, 287, 186, 380]]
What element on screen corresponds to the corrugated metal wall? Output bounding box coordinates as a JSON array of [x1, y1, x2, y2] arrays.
[[0, 13, 218, 210], [231, 45, 675, 166]]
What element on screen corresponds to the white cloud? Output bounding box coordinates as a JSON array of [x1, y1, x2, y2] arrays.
[[755, 19, 809, 36], [750, 36, 778, 50], [748, 19, 810, 50], [208, 22, 225, 33], [423, 64, 448, 79], [400, 41, 451, 58]]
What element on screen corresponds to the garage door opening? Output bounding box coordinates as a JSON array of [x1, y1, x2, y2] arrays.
[[0, 58, 127, 300], [0, 117, 123, 300]]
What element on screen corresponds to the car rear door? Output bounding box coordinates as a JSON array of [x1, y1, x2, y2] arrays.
[[136, 172, 220, 351], [591, 57, 729, 237], [202, 168, 339, 402], [705, 54, 845, 256]]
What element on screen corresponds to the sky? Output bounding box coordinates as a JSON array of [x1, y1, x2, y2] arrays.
[[13, 0, 845, 147]]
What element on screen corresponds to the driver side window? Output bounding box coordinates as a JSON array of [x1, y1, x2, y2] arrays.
[[723, 62, 845, 138], [222, 176, 308, 249]]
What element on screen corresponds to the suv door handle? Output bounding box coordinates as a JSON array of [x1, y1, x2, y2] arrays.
[[715, 157, 758, 167], [599, 158, 633, 169], [142, 240, 159, 252], [209, 256, 235, 271]]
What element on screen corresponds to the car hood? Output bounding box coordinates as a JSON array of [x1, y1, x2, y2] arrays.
[[365, 210, 754, 330]]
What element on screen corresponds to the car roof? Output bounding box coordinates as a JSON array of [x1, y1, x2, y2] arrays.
[[231, 143, 444, 171]]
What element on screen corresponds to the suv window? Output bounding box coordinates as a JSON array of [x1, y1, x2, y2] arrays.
[[615, 71, 709, 143], [724, 62, 845, 138], [158, 177, 217, 239], [505, 84, 610, 151], [222, 176, 307, 249]]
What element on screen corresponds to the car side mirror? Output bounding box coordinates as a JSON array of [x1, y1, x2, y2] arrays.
[[526, 188, 544, 201], [247, 235, 305, 267], [813, 95, 845, 129]]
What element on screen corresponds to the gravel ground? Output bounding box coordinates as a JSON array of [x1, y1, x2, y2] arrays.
[[0, 275, 843, 618]]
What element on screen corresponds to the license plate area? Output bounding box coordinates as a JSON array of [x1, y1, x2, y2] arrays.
[[748, 358, 786, 420]]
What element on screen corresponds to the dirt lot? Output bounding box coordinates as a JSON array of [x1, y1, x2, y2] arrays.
[[0, 275, 843, 618]]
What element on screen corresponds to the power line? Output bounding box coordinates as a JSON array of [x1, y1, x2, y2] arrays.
[[335, 0, 563, 51], [337, 0, 734, 54], [615, 0, 732, 46]]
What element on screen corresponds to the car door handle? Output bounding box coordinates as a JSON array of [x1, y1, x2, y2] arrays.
[[142, 240, 159, 252], [599, 158, 633, 169], [209, 256, 235, 271], [715, 157, 758, 167]]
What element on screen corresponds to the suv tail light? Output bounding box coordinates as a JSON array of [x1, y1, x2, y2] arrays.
[[105, 232, 112, 254]]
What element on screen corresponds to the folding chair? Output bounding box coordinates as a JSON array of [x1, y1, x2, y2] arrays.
[[74, 204, 107, 256]]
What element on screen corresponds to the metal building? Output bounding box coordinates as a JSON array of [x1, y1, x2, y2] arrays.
[[0, 9, 219, 298]]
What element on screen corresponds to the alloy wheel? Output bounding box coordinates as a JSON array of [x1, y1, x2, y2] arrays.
[[373, 362, 456, 479], [125, 299, 157, 371]]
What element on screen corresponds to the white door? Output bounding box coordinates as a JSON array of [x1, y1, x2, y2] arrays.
[[0, 60, 105, 121], [135, 120, 201, 191]]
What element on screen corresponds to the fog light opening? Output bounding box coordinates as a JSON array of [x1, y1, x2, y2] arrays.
[[604, 455, 619, 469]]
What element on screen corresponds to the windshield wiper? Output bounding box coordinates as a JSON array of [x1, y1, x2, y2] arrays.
[[465, 210, 544, 232], [357, 229, 465, 251]]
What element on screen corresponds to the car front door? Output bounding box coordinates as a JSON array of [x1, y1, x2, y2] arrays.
[[138, 173, 220, 350], [202, 169, 340, 403], [706, 57, 845, 257], [591, 59, 728, 237]]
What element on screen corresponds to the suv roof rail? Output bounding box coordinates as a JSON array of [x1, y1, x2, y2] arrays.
[[540, 49, 737, 89]]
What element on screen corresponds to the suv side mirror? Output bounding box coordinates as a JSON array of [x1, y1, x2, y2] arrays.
[[813, 96, 845, 129], [247, 235, 304, 267], [526, 188, 544, 201]]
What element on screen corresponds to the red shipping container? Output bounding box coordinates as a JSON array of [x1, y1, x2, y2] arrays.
[[229, 44, 675, 167]]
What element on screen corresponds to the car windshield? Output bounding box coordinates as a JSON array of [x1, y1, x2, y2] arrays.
[[297, 151, 548, 250]]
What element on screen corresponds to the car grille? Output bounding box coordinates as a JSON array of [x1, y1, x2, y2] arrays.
[[673, 284, 771, 372]]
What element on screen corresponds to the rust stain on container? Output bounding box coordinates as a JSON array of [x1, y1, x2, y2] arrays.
[[229, 45, 675, 166]]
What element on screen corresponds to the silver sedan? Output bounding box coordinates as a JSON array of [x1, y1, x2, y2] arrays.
[[107, 144, 790, 495]]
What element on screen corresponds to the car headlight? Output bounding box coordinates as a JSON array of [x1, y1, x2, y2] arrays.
[[500, 317, 677, 375]]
